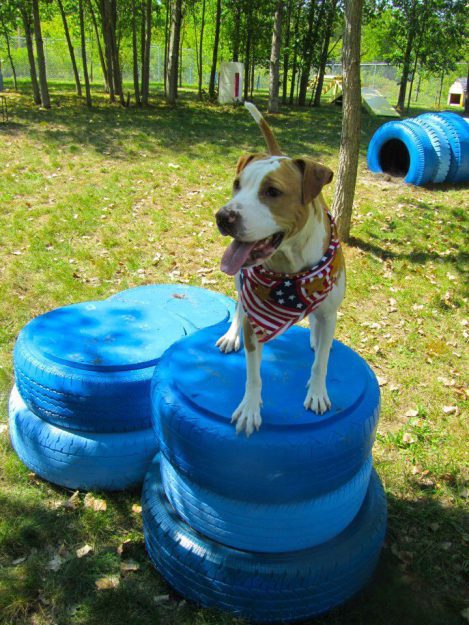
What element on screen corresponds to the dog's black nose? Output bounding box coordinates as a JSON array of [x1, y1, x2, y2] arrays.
[[216, 207, 240, 236]]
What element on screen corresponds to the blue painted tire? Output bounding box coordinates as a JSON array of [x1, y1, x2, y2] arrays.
[[367, 119, 438, 185], [109, 284, 235, 332], [142, 455, 387, 623], [14, 299, 187, 433], [409, 114, 451, 183], [153, 322, 380, 502], [429, 112, 469, 182], [9, 386, 157, 491], [161, 453, 372, 552]]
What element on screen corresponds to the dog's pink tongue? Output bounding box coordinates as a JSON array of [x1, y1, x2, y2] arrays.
[[221, 240, 257, 276]]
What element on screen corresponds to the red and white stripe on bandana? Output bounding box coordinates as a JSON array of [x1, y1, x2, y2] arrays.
[[240, 212, 341, 343]]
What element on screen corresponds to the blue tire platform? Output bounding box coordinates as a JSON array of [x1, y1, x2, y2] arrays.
[[9, 386, 157, 491], [142, 455, 387, 623], [153, 321, 380, 502], [14, 288, 234, 433]]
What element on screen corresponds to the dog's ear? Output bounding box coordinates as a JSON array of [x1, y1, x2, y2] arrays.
[[236, 153, 267, 175], [294, 158, 334, 205]]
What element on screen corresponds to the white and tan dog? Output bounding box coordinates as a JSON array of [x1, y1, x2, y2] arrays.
[[216, 102, 345, 436]]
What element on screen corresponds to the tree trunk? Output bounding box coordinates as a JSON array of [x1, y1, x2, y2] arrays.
[[289, 2, 300, 105], [198, 0, 206, 98], [141, 0, 152, 104], [464, 64, 469, 116], [164, 0, 170, 95], [297, 0, 316, 106], [282, 0, 292, 105], [313, 0, 337, 107], [208, 0, 221, 99], [166, 0, 182, 104], [32, 0, 51, 108], [331, 0, 363, 242], [244, 7, 252, 100], [78, 0, 92, 106], [178, 21, 184, 88], [268, 1, 284, 113], [100, 0, 115, 100], [20, 7, 41, 104], [250, 58, 255, 98], [1, 23, 18, 91], [87, 0, 108, 91], [57, 0, 82, 96], [109, 0, 125, 105], [132, 0, 141, 105], [232, 2, 241, 62], [396, 2, 417, 113]]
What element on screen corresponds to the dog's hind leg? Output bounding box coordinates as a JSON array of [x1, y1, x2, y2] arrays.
[[304, 311, 336, 414]]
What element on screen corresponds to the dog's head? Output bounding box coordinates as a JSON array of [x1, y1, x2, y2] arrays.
[[216, 153, 333, 275]]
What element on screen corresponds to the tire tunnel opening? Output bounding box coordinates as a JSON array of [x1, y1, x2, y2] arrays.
[[379, 139, 410, 177]]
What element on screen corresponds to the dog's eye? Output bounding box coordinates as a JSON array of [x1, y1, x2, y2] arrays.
[[265, 186, 282, 198], [233, 179, 241, 192]]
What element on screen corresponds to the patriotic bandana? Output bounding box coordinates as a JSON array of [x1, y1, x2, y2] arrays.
[[239, 212, 341, 343]]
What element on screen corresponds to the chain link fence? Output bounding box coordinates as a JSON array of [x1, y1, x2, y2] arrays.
[[0, 36, 465, 108]]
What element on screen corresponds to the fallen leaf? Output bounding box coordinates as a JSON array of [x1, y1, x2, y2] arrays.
[[460, 487, 468, 499], [131, 504, 142, 514], [402, 432, 416, 444], [12, 556, 27, 565], [377, 376, 388, 387], [46, 554, 65, 572], [442, 405, 458, 415], [65, 491, 81, 509], [154, 594, 170, 605], [0, 423, 8, 434], [405, 409, 419, 418], [84, 494, 107, 512], [120, 559, 140, 574], [76, 544, 93, 558], [95, 576, 120, 590]]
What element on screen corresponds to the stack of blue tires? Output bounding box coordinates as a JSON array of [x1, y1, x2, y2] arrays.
[[143, 322, 387, 622], [367, 111, 469, 185], [9, 286, 234, 491]]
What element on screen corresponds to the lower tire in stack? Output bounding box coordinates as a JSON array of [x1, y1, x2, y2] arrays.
[[9, 286, 235, 491], [143, 322, 387, 622]]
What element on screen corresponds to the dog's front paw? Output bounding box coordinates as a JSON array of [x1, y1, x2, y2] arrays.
[[304, 381, 331, 415], [216, 331, 241, 354], [231, 397, 262, 437]]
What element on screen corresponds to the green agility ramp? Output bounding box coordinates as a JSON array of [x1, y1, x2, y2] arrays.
[[362, 87, 400, 117]]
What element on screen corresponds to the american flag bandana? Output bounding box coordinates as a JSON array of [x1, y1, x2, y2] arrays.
[[240, 212, 341, 343]]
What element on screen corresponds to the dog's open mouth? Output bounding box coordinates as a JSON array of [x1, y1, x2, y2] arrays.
[[220, 232, 284, 276]]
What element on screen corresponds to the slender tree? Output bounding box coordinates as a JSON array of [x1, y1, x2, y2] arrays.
[[57, 0, 82, 96], [132, 0, 141, 105], [166, 0, 182, 104], [87, 0, 108, 91], [331, 0, 363, 242], [281, 0, 292, 104], [0, 19, 18, 91], [19, 3, 41, 104], [268, 0, 284, 113], [78, 0, 92, 106], [141, 0, 152, 104], [313, 0, 337, 107], [288, 1, 301, 104], [208, 0, 222, 99], [32, 0, 51, 108], [197, 0, 206, 98]]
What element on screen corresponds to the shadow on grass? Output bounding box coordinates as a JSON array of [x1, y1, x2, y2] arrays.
[[0, 478, 466, 625]]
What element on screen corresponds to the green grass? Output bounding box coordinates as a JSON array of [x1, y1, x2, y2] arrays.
[[0, 83, 468, 625]]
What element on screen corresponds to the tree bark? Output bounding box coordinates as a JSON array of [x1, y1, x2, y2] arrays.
[[208, 0, 222, 99], [57, 0, 82, 96], [197, 0, 206, 98], [164, 0, 170, 94], [396, 0, 417, 113], [313, 0, 337, 107], [1, 22, 18, 91], [132, 0, 141, 105], [166, 0, 182, 104], [289, 2, 301, 105], [331, 0, 363, 242], [281, 0, 292, 104], [32, 0, 51, 108], [268, 1, 284, 113], [243, 6, 252, 100], [464, 64, 469, 116], [297, 0, 316, 106], [78, 0, 92, 106], [20, 6, 41, 104], [87, 0, 108, 91], [100, 0, 115, 100], [141, 0, 152, 104], [232, 1, 241, 62]]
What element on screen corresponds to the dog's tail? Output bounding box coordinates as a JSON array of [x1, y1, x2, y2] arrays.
[[244, 102, 282, 156]]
